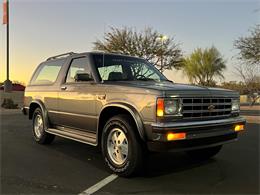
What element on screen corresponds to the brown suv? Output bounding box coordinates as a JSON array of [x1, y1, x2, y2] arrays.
[[22, 52, 246, 176]]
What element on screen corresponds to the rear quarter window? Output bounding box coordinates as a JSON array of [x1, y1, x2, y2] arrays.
[[30, 59, 65, 85]]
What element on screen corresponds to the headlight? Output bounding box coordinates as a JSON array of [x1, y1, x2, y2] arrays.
[[232, 99, 240, 111], [157, 98, 181, 116], [164, 99, 180, 114]]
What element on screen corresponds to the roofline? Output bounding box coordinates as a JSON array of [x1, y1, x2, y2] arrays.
[[45, 51, 144, 62]]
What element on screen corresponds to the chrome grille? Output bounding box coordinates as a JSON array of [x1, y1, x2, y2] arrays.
[[182, 97, 232, 119]]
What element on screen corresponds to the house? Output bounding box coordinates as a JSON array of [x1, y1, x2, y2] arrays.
[[0, 83, 25, 91]]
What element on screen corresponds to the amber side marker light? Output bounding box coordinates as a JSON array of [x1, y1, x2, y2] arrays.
[[167, 132, 186, 141], [234, 124, 245, 132], [157, 98, 164, 117]]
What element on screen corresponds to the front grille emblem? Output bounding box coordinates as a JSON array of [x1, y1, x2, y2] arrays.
[[208, 104, 215, 112]]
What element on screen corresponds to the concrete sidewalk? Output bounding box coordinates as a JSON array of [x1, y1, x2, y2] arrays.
[[243, 116, 260, 124], [240, 105, 260, 123]]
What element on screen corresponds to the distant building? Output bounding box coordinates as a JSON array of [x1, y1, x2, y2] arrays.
[[0, 83, 25, 91]]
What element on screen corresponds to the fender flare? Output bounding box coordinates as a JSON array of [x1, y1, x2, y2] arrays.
[[98, 103, 146, 141]]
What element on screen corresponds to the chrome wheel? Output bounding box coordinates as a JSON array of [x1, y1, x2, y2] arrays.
[[107, 128, 128, 165], [34, 114, 44, 138]]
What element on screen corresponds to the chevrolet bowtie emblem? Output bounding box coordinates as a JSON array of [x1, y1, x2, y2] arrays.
[[208, 104, 215, 111]]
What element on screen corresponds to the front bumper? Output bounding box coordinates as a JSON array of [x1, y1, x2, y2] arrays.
[[147, 116, 246, 152]]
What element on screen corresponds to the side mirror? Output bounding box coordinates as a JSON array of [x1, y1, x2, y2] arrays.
[[74, 73, 93, 82]]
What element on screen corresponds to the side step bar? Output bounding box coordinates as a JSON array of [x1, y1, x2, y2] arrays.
[[46, 128, 97, 146]]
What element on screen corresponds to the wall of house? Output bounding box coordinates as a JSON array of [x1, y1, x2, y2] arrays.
[[0, 91, 24, 108], [240, 95, 260, 105]]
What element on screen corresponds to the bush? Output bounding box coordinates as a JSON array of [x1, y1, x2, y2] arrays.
[[1, 98, 18, 109]]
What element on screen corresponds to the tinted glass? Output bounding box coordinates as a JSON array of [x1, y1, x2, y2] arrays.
[[66, 57, 91, 83], [93, 54, 167, 82], [98, 65, 123, 80], [31, 60, 64, 85]]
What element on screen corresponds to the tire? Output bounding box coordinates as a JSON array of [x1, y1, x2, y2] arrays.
[[186, 145, 222, 161], [101, 114, 146, 177], [32, 108, 55, 144]]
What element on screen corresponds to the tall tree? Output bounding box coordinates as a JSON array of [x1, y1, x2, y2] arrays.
[[180, 47, 226, 86], [234, 25, 260, 105], [93, 27, 182, 72], [234, 25, 260, 66]]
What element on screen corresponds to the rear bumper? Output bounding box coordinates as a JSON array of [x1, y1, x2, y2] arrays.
[[147, 116, 246, 152]]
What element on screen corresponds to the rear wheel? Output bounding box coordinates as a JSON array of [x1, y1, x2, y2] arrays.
[[101, 114, 145, 177], [32, 108, 55, 144], [186, 145, 222, 161]]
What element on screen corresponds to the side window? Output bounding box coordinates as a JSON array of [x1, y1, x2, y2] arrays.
[[66, 57, 91, 83], [98, 65, 123, 81], [31, 60, 64, 85]]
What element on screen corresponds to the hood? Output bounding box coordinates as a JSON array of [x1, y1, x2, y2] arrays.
[[110, 81, 238, 97]]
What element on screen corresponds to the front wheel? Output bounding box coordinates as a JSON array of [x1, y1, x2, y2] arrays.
[[101, 114, 146, 177], [186, 145, 222, 161]]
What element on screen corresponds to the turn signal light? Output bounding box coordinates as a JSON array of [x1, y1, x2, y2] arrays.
[[167, 132, 186, 141], [157, 98, 164, 117], [234, 124, 245, 132]]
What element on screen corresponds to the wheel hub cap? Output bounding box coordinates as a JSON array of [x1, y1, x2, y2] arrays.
[[34, 114, 43, 138], [107, 128, 128, 165]]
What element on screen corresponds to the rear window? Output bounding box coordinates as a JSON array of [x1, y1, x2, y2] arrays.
[[30, 59, 65, 85]]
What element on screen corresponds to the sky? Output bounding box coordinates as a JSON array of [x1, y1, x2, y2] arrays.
[[0, 0, 259, 85]]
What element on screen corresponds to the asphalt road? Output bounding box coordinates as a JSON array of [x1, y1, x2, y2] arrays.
[[0, 109, 259, 194]]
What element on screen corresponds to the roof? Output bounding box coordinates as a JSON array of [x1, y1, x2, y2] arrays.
[[45, 51, 141, 62]]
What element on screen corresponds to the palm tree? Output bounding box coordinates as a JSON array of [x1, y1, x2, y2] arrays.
[[181, 47, 226, 86]]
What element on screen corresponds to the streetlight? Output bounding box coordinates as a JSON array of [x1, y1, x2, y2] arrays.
[[157, 35, 167, 72]]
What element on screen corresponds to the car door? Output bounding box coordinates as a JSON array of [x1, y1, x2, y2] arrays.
[[57, 56, 97, 132]]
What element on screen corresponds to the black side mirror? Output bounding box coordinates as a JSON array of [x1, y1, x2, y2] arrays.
[[74, 73, 93, 82]]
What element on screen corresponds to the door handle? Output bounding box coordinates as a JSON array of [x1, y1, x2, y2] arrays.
[[61, 86, 67, 90]]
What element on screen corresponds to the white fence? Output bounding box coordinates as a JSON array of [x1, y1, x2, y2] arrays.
[[240, 95, 260, 104]]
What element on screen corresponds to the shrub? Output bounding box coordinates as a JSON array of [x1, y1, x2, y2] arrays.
[[1, 98, 18, 109]]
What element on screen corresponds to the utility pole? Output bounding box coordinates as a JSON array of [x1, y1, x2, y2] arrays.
[[3, 0, 12, 92]]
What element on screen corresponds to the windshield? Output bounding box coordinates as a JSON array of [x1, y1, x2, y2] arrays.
[[92, 54, 168, 82]]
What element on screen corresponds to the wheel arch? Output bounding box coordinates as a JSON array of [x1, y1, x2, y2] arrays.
[[29, 100, 49, 128], [97, 103, 146, 145]]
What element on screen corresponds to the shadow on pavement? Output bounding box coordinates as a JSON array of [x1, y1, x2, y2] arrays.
[[143, 152, 215, 177], [49, 137, 107, 172], [50, 137, 215, 178]]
